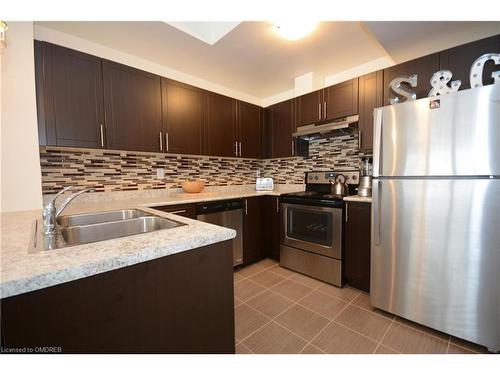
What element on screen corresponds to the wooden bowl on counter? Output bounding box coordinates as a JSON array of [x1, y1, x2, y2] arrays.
[[181, 180, 206, 193]]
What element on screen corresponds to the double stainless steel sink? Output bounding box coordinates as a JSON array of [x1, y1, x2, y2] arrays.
[[32, 209, 186, 251]]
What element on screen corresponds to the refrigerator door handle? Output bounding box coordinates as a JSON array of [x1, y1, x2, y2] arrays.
[[372, 108, 383, 178], [373, 179, 381, 245]]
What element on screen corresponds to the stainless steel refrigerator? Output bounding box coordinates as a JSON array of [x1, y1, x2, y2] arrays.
[[371, 83, 500, 352]]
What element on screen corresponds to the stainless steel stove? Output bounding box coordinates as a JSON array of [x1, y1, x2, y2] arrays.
[[279, 170, 359, 287]]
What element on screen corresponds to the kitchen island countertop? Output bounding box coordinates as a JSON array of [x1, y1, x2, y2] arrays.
[[1, 185, 304, 299]]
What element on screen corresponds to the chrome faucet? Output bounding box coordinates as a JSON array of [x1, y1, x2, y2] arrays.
[[42, 186, 94, 234]]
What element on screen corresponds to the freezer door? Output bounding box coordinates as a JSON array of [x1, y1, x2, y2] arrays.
[[373, 84, 500, 177], [371, 178, 500, 350]]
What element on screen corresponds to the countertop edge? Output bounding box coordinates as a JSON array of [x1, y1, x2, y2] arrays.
[[343, 196, 372, 203], [0, 229, 235, 299]]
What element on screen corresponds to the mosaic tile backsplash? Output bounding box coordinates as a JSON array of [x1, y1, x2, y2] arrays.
[[40, 133, 371, 194]]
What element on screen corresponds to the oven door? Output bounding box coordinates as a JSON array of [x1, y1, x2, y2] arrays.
[[281, 203, 342, 259]]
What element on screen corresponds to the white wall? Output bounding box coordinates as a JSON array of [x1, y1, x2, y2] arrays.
[[1, 22, 43, 213]]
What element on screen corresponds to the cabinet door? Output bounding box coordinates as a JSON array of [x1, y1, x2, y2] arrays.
[[36, 42, 105, 148], [358, 71, 383, 152], [262, 196, 281, 261], [324, 78, 359, 120], [295, 89, 323, 126], [205, 92, 237, 157], [345, 202, 371, 292], [102, 60, 162, 152], [237, 101, 262, 158], [243, 197, 264, 265], [162, 79, 204, 155], [440, 34, 500, 91], [269, 99, 295, 158], [383, 53, 440, 105]]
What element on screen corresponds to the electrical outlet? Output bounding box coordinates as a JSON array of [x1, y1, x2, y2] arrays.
[[156, 168, 165, 179]]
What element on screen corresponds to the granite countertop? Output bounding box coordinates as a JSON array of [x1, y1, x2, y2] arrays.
[[1, 185, 304, 299], [343, 195, 372, 203], [60, 186, 302, 215]]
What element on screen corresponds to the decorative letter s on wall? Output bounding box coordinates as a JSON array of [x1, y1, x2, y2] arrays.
[[389, 74, 418, 104]]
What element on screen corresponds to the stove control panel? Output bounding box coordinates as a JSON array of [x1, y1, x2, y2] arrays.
[[306, 170, 359, 185]]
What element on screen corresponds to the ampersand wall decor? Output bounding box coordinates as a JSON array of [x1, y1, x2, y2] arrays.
[[428, 70, 461, 97]]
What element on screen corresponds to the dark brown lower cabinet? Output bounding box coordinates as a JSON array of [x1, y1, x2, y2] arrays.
[[345, 202, 371, 292], [0, 241, 234, 354], [262, 196, 281, 261], [242, 197, 264, 265]]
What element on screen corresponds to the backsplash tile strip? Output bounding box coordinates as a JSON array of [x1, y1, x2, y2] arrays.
[[39, 134, 371, 194]]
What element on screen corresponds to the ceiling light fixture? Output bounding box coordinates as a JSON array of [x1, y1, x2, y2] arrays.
[[273, 21, 318, 41]]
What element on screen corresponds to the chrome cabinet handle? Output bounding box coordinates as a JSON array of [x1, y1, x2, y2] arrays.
[[318, 103, 321, 120], [244, 199, 248, 215], [323, 101, 327, 119], [238, 141, 242, 157], [358, 129, 362, 150], [100, 124, 105, 148], [291, 140, 295, 156], [234, 141, 238, 156], [276, 197, 279, 213], [345, 203, 348, 223], [165, 132, 169, 152], [159, 131, 163, 151]]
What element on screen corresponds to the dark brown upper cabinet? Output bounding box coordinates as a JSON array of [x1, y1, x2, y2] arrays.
[[161, 78, 204, 155], [35, 41, 105, 148], [358, 71, 383, 153], [102, 60, 162, 152], [204, 92, 237, 157], [383, 53, 440, 105], [440, 34, 500, 91], [294, 78, 358, 127], [237, 101, 262, 158], [295, 89, 323, 127], [267, 99, 295, 158], [324, 78, 359, 121]]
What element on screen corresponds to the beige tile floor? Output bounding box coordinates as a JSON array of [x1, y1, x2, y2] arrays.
[[234, 258, 491, 354]]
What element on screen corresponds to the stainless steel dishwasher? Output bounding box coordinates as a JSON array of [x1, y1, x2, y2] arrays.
[[196, 199, 244, 266]]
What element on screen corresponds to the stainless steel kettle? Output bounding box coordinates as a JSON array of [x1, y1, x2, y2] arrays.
[[330, 174, 349, 196]]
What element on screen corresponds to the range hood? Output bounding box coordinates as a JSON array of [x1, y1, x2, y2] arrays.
[[293, 115, 359, 140]]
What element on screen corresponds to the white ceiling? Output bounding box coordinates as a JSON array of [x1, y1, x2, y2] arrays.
[[35, 21, 500, 101]]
